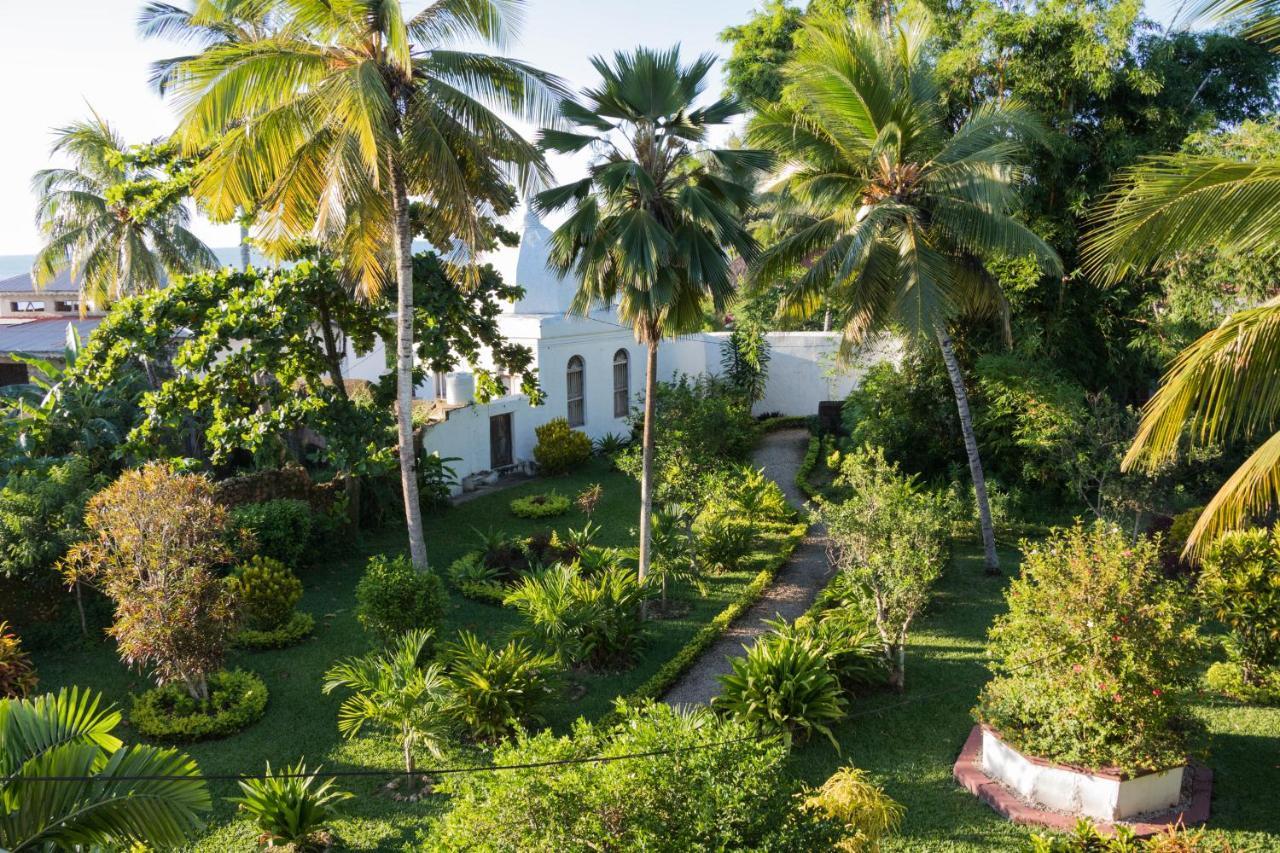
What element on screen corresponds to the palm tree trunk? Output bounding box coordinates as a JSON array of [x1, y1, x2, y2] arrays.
[[239, 222, 250, 272], [936, 328, 999, 575], [391, 165, 429, 571], [638, 341, 658, 598]]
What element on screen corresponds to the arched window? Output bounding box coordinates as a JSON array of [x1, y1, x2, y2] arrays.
[[566, 355, 585, 427], [612, 349, 630, 418]]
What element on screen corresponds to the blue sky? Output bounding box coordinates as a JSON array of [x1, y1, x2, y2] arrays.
[[0, 0, 1190, 258]]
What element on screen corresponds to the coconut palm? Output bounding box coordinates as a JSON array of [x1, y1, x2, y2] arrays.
[[31, 113, 217, 308], [534, 46, 764, 586], [1081, 0, 1280, 553], [0, 687, 209, 850], [747, 8, 1060, 573], [163, 0, 565, 569]]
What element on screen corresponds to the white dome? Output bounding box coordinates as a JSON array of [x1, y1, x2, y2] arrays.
[[510, 207, 577, 315]]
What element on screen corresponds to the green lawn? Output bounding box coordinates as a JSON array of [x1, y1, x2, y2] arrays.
[[30, 458, 784, 850], [788, 545, 1280, 852]]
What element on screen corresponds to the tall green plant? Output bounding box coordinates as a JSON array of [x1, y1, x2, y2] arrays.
[[165, 0, 564, 569], [534, 46, 764, 589], [748, 7, 1061, 574], [0, 687, 209, 850]]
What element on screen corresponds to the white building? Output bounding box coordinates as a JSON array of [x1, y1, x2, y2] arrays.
[[342, 209, 896, 492]]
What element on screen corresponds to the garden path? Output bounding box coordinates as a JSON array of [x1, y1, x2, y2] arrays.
[[662, 427, 833, 706]]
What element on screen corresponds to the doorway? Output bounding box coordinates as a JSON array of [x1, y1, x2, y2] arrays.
[[490, 413, 514, 469]]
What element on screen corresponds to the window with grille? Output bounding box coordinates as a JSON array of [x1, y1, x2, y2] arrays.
[[612, 349, 630, 418], [567, 355, 585, 427]]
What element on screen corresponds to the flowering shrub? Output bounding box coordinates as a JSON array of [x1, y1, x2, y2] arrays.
[[977, 522, 1202, 774], [1198, 526, 1280, 687]]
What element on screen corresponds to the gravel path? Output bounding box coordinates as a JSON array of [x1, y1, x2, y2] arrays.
[[662, 427, 833, 707]]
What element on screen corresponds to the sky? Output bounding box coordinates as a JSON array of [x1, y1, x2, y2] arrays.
[[0, 0, 1190, 265]]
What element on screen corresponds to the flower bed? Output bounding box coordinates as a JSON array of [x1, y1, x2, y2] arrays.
[[510, 492, 571, 519]]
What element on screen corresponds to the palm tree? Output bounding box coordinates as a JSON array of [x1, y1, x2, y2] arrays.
[[322, 629, 452, 787], [747, 9, 1060, 573], [0, 687, 209, 850], [1081, 0, 1280, 554], [31, 112, 217, 308], [534, 47, 763, 586], [163, 0, 565, 569]]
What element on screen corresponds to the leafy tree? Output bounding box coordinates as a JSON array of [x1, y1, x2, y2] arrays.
[[0, 687, 210, 850], [166, 0, 564, 570], [31, 114, 216, 306], [62, 464, 238, 700], [748, 8, 1061, 573], [322, 628, 452, 783], [720, 322, 771, 405], [535, 46, 763, 588]]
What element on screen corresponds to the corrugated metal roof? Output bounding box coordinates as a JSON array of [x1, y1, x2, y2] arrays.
[[0, 318, 103, 356], [0, 269, 77, 293]]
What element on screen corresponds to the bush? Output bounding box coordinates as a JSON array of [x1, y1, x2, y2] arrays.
[[0, 456, 101, 587], [231, 761, 352, 851], [446, 552, 507, 605], [509, 491, 571, 519], [0, 622, 38, 699], [232, 498, 313, 568], [354, 554, 447, 646], [429, 702, 849, 851], [227, 556, 303, 631], [1030, 818, 1238, 851], [533, 418, 592, 475], [441, 631, 559, 742], [1204, 660, 1280, 705], [1198, 526, 1280, 686], [821, 445, 951, 689], [795, 607, 889, 693], [131, 669, 269, 742], [234, 611, 316, 651], [694, 513, 754, 572], [62, 463, 238, 700], [715, 626, 846, 747], [505, 564, 649, 670], [977, 522, 1202, 774], [1163, 505, 1204, 573], [800, 767, 905, 853]]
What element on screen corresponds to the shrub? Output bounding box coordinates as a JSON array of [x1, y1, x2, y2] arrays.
[[354, 555, 446, 646], [131, 669, 268, 742], [715, 626, 846, 747], [231, 761, 352, 851], [533, 418, 592, 475], [509, 491, 571, 519], [694, 512, 754, 572], [592, 433, 630, 457], [322, 629, 452, 778], [0, 622, 38, 699], [649, 503, 701, 607], [800, 767, 905, 853], [232, 498, 313, 568], [977, 522, 1202, 774], [234, 611, 315, 651], [1030, 818, 1238, 851], [505, 564, 649, 670], [429, 702, 848, 851], [1163, 505, 1204, 573], [62, 463, 238, 700], [821, 445, 951, 689], [1204, 660, 1280, 705], [1198, 526, 1280, 686], [227, 556, 303, 631], [797, 608, 889, 693], [446, 552, 507, 605], [0, 456, 100, 587], [441, 631, 559, 742], [419, 453, 460, 512]]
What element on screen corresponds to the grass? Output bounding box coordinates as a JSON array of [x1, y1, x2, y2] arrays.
[[787, 544, 1280, 851], [28, 457, 788, 850]]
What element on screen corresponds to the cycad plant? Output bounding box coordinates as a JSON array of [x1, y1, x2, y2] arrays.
[[164, 0, 565, 569], [322, 628, 452, 789], [534, 46, 765, 589], [231, 760, 352, 851], [31, 112, 216, 307], [0, 687, 209, 850], [1082, 0, 1280, 554], [747, 8, 1061, 574]]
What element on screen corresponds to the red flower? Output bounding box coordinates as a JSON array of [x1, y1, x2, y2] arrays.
[[1152, 688, 1163, 697], [1072, 664, 1083, 673]]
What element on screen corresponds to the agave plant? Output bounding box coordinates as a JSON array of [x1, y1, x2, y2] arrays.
[[440, 631, 559, 742], [0, 686, 210, 850], [230, 760, 352, 851]]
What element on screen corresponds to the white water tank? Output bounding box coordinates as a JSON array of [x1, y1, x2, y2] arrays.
[[444, 372, 474, 406]]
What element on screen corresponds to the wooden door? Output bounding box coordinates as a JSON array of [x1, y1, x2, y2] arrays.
[[490, 413, 513, 469]]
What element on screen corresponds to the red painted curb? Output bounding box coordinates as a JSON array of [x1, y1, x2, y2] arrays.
[[952, 726, 1213, 837]]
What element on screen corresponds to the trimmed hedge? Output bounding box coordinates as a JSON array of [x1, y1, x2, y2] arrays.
[[758, 415, 812, 433], [599, 520, 808, 725], [510, 492, 571, 519], [131, 669, 269, 742], [234, 611, 316, 651], [796, 435, 822, 499]]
